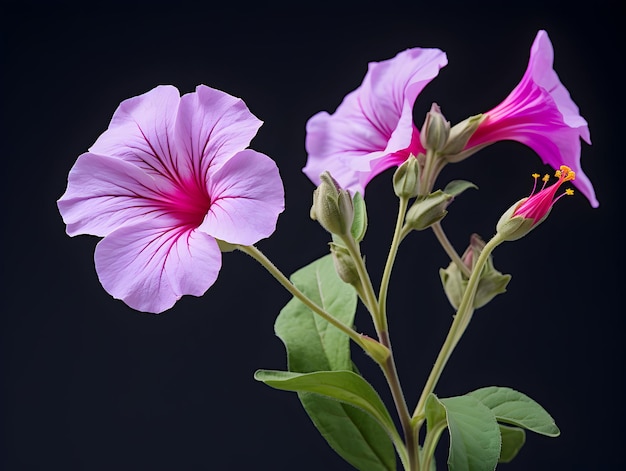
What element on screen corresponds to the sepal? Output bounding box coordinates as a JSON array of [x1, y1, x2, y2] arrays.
[[440, 234, 511, 309]]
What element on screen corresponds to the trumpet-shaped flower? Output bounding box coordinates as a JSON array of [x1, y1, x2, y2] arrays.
[[303, 30, 597, 209], [303, 47, 448, 194], [58, 85, 285, 313], [464, 30, 597, 207]]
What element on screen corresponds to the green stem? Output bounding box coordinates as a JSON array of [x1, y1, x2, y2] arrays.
[[412, 233, 504, 422], [379, 330, 418, 471], [237, 245, 369, 353], [431, 222, 471, 278], [375, 196, 422, 470], [378, 196, 409, 331]]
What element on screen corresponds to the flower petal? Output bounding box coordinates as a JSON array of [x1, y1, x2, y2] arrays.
[[95, 219, 221, 313], [466, 30, 597, 207], [57, 152, 174, 237], [199, 149, 285, 245], [174, 84, 263, 179], [303, 47, 447, 194], [89, 85, 182, 183]]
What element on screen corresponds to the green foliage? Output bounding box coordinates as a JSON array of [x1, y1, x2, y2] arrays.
[[467, 386, 560, 437], [257, 255, 397, 471], [497, 424, 526, 463], [350, 192, 368, 242], [274, 254, 357, 372], [425, 394, 501, 471], [253, 370, 397, 440]]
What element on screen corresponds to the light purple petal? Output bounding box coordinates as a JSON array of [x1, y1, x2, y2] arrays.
[[174, 85, 263, 179], [95, 219, 221, 313], [89, 85, 182, 184], [303, 48, 447, 194], [466, 30, 597, 207], [199, 149, 285, 245], [57, 152, 174, 237]]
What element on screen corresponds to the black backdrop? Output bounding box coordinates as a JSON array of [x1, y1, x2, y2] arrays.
[[2, 2, 623, 470]]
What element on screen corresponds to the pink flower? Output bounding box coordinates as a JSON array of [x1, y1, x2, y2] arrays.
[[58, 85, 285, 313], [465, 30, 597, 207], [303, 47, 448, 194], [513, 165, 575, 225], [496, 165, 576, 241], [304, 30, 597, 209]]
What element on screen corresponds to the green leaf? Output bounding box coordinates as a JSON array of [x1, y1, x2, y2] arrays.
[[270, 255, 397, 470], [275, 254, 357, 372], [467, 386, 560, 437], [443, 180, 478, 197], [498, 424, 526, 463], [254, 370, 396, 436], [300, 393, 397, 471], [433, 394, 501, 471], [351, 191, 368, 242]]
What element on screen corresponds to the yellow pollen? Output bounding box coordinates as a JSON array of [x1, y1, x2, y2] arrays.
[[532, 173, 540, 179], [542, 174, 550, 183], [565, 188, 574, 196]]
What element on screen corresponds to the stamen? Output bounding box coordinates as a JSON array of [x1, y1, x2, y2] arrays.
[[530, 173, 541, 195], [565, 188, 574, 196]]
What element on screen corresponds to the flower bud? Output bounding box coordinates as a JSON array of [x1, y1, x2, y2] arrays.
[[439, 234, 511, 310], [310, 172, 354, 236], [393, 155, 421, 198], [329, 242, 361, 286], [405, 190, 453, 231], [441, 114, 485, 158], [419, 103, 450, 153], [359, 334, 391, 363]]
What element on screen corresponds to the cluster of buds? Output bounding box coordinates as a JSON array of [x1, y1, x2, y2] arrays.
[[420, 103, 485, 157], [440, 234, 511, 310]]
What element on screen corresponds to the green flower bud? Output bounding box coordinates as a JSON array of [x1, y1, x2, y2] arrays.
[[310, 172, 354, 236], [419, 103, 450, 153], [329, 242, 361, 286], [393, 155, 421, 198], [405, 190, 453, 231], [441, 114, 485, 159], [359, 334, 391, 363], [439, 234, 511, 310]]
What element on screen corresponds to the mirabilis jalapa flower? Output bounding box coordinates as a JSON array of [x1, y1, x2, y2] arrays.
[[303, 30, 598, 208], [58, 85, 285, 313], [496, 165, 576, 241]]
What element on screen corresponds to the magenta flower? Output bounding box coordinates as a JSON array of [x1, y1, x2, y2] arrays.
[[465, 30, 597, 207], [58, 85, 285, 313], [303, 47, 448, 194], [496, 165, 576, 241], [513, 165, 576, 225]]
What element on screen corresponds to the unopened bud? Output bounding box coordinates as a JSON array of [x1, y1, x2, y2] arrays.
[[311, 172, 354, 236], [393, 155, 421, 198], [405, 190, 452, 231], [441, 114, 485, 158], [439, 233, 511, 310], [329, 242, 361, 286], [420, 103, 450, 153], [359, 334, 391, 363]]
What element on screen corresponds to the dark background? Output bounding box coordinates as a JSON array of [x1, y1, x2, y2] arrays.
[[2, 2, 623, 470]]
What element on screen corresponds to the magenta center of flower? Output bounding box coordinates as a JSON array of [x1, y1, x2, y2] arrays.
[[161, 179, 212, 229]]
